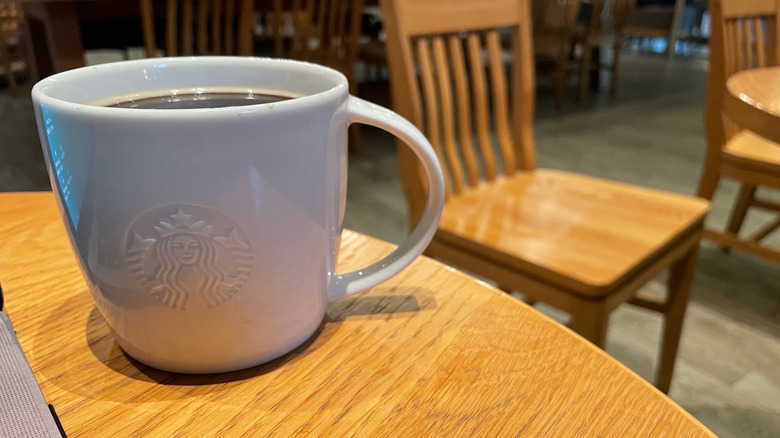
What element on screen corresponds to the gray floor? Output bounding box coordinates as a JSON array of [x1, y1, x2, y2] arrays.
[[2, 52, 779, 436]]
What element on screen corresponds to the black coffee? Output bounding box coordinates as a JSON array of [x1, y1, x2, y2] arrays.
[[107, 92, 292, 110]]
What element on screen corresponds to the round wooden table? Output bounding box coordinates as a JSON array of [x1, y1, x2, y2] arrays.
[[0, 193, 714, 436], [724, 66, 780, 145]]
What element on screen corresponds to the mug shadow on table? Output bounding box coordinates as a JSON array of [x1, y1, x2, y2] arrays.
[[37, 286, 436, 404]]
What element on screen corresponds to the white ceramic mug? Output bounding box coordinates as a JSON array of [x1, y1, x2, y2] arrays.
[[32, 57, 444, 373]]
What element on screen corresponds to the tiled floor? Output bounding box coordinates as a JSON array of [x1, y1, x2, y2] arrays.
[[2, 51, 779, 436]]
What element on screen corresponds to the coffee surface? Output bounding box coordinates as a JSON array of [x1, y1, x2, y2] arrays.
[[107, 92, 291, 110]]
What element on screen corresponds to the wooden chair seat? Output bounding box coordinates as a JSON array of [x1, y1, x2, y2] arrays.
[[724, 130, 780, 174], [437, 169, 709, 297]]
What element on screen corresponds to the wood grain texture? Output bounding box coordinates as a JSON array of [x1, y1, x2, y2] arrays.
[[436, 169, 709, 295], [466, 33, 497, 180], [448, 34, 480, 186], [432, 36, 465, 194], [416, 37, 453, 199], [391, 0, 520, 36], [405, 28, 527, 193], [721, 0, 776, 18], [0, 192, 714, 437], [486, 30, 516, 175], [383, 0, 535, 222]]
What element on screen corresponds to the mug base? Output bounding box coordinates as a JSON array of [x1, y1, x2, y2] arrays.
[[109, 317, 324, 374]]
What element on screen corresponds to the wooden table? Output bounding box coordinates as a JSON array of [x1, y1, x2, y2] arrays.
[[724, 66, 780, 146], [0, 192, 714, 436]]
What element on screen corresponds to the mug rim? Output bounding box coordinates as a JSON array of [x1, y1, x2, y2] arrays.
[[31, 56, 349, 118]]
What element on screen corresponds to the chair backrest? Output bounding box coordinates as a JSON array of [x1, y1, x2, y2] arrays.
[[269, 0, 318, 59], [382, 0, 536, 224], [140, 0, 255, 57], [705, 0, 780, 151], [270, 0, 363, 74], [0, 3, 21, 36], [0, 3, 22, 96]]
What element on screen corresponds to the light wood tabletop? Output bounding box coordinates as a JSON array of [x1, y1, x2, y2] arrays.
[[724, 66, 780, 146], [0, 192, 714, 436]]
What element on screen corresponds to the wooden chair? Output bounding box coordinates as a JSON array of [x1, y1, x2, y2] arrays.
[[268, 0, 317, 60], [623, 0, 686, 57], [269, 0, 362, 71], [269, 0, 364, 152], [140, 0, 255, 57], [0, 3, 22, 96], [573, 0, 636, 101], [532, 0, 582, 109], [698, 0, 780, 263], [382, 0, 709, 393]]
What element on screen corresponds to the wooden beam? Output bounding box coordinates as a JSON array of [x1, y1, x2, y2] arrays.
[[748, 217, 780, 242], [703, 229, 780, 263]]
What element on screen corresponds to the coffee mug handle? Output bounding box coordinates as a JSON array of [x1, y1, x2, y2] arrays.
[[329, 97, 445, 300]]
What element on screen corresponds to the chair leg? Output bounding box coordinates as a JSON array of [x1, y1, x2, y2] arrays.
[[667, 0, 685, 59], [726, 184, 756, 236], [656, 246, 699, 394], [554, 42, 570, 111], [696, 149, 722, 200], [579, 42, 593, 103], [589, 46, 601, 91], [609, 40, 621, 99], [0, 39, 16, 97], [569, 300, 609, 348]]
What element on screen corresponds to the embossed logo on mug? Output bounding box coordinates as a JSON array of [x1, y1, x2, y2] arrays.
[[125, 204, 252, 310]]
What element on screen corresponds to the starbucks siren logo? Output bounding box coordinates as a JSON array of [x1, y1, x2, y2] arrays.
[[125, 204, 252, 310]]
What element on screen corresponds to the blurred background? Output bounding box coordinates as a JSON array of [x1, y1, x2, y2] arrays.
[[0, 1, 778, 436]]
